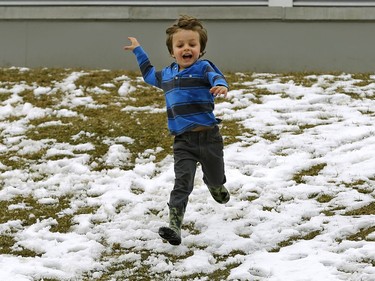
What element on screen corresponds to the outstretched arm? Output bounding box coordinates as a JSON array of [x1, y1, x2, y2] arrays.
[[123, 36, 160, 88]]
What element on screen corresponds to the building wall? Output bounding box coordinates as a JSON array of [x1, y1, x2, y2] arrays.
[[1, 5, 375, 72]]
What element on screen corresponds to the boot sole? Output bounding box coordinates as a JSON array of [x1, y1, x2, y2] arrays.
[[158, 227, 181, 245]]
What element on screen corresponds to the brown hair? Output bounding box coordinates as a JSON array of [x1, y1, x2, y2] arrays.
[[166, 15, 208, 57]]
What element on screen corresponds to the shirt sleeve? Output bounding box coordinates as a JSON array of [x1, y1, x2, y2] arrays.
[[133, 46, 161, 88], [203, 60, 229, 89]]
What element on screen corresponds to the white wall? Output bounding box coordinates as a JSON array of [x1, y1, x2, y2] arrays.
[[1, 5, 375, 72]]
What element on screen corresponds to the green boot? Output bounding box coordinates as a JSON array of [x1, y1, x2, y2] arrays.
[[158, 206, 184, 245], [208, 185, 230, 204]]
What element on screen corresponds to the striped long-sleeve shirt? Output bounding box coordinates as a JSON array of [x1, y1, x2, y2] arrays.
[[132, 46, 228, 135]]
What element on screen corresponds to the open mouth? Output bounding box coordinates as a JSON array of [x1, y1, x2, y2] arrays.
[[182, 54, 193, 59]]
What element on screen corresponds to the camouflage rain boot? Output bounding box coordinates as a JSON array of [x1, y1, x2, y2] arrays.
[[207, 185, 230, 204], [158, 206, 184, 246]]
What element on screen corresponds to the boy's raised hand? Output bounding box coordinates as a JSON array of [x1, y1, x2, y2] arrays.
[[124, 37, 140, 51]]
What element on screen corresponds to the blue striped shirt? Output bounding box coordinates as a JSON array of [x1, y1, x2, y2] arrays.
[[132, 46, 228, 135]]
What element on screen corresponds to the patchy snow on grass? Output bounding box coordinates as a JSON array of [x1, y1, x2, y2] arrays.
[[0, 69, 374, 281]]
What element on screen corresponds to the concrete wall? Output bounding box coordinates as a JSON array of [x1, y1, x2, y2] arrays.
[[1, 5, 375, 72]]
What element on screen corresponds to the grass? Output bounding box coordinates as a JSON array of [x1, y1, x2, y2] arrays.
[[1, 67, 374, 280], [346, 226, 375, 241], [342, 179, 374, 195], [0, 67, 68, 86], [0, 195, 72, 232], [292, 163, 327, 184], [221, 119, 254, 145], [316, 194, 334, 203], [269, 230, 322, 253], [279, 72, 319, 87], [85, 246, 245, 281], [293, 124, 319, 135], [344, 202, 375, 216], [0, 194, 101, 257], [0, 67, 255, 280], [1, 68, 250, 172]]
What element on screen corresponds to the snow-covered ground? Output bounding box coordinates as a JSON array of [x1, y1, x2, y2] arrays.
[[0, 68, 374, 280]]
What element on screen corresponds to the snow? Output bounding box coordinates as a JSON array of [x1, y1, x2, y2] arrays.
[[118, 80, 136, 96], [0, 69, 374, 280]]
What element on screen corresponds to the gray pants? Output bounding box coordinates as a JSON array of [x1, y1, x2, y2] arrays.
[[169, 125, 226, 211]]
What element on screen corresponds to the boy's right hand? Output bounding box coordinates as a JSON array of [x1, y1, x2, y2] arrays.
[[124, 37, 140, 51]]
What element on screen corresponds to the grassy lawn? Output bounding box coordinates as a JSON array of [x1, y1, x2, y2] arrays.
[[0, 67, 374, 280]]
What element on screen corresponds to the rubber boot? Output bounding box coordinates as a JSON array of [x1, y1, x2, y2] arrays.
[[207, 185, 230, 204], [158, 206, 184, 245]]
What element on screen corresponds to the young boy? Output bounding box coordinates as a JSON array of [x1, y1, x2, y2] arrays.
[[124, 15, 230, 246]]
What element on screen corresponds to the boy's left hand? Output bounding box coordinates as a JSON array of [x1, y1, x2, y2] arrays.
[[210, 86, 228, 98]]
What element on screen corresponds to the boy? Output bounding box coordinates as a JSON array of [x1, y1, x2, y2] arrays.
[[124, 15, 230, 245]]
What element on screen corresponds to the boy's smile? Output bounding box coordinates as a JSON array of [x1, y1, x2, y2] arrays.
[[182, 53, 193, 59], [171, 29, 201, 70]]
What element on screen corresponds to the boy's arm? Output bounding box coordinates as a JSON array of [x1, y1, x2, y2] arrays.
[[124, 37, 160, 88], [203, 62, 228, 98]]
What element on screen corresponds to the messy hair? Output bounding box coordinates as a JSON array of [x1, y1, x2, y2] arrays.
[[166, 15, 208, 58]]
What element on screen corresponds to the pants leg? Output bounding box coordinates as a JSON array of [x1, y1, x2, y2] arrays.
[[200, 126, 226, 187], [169, 126, 227, 209], [169, 134, 198, 211]]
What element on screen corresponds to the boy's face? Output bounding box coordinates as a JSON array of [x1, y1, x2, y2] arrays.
[[171, 29, 201, 70]]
